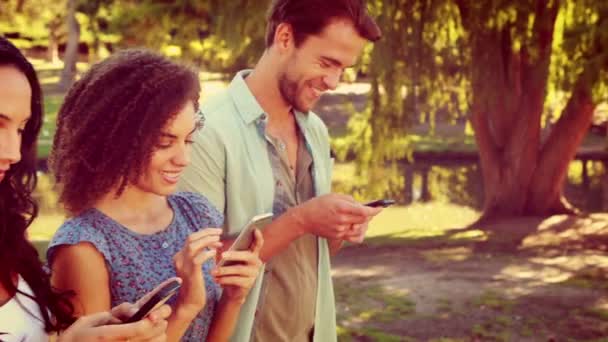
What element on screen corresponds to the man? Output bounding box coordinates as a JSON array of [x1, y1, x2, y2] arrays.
[[178, 0, 382, 340]]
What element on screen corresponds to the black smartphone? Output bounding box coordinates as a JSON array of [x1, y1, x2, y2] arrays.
[[364, 199, 395, 208], [125, 279, 181, 323]]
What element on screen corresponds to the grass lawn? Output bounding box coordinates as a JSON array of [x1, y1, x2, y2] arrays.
[[363, 202, 480, 244]]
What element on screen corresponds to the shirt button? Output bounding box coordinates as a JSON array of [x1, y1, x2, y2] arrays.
[[161, 241, 169, 249], [261, 113, 267, 120]]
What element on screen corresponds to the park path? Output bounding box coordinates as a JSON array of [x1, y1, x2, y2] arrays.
[[332, 215, 608, 341]]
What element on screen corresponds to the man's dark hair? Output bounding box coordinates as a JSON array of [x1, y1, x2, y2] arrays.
[[50, 49, 201, 214], [265, 0, 382, 48]]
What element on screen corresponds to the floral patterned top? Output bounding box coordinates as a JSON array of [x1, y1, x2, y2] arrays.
[[47, 192, 223, 341]]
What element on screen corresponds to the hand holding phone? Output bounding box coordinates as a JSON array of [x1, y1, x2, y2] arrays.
[[58, 303, 172, 342], [125, 278, 182, 323], [213, 227, 264, 304], [340, 200, 391, 244], [217, 213, 272, 267], [172, 228, 223, 314]]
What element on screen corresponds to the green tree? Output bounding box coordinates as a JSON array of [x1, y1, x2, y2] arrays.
[[0, 0, 66, 62], [341, 0, 608, 221], [59, 0, 79, 90]]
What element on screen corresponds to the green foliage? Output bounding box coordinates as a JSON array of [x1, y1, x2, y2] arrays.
[[1, 0, 266, 69], [338, 0, 608, 200], [206, 0, 267, 70], [0, 0, 66, 48], [337, 0, 470, 198], [547, 0, 608, 122]]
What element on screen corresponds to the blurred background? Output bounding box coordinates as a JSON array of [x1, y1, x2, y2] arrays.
[[2, 0, 608, 340]]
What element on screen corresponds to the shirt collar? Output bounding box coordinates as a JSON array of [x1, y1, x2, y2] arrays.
[[228, 70, 267, 125], [228, 69, 312, 126]]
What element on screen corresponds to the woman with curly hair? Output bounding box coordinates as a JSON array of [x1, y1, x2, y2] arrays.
[[47, 49, 263, 341], [0, 36, 172, 341]]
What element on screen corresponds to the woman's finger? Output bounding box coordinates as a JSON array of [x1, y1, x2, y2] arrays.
[[144, 334, 169, 342], [193, 248, 217, 264], [70, 311, 117, 329], [127, 319, 168, 342], [132, 277, 182, 310], [185, 236, 222, 257], [186, 228, 223, 243], [213, 264, 258, 278], [215, 276, 254, 288], [250, 229, 264, 255], [220, 250, 261, 266], [82, 318, 155, 340], [109, 302, 138, 322], [146, 304, 172, 323]]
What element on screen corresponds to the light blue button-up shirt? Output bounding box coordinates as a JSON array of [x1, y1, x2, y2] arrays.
[[178, 70, 337, 342]]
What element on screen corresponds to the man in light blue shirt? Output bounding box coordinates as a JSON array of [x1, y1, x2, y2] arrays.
[[178, 0, 383, 341]]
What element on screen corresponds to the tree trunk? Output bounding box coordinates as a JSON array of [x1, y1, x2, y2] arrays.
[[458, 1, 598, 221], [526, 75, 595, 214], [48, 35, 59, 63], [59, 0, 80, 91]]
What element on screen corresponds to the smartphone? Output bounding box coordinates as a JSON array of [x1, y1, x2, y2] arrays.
[[364, 199, 395, 208], [125, 279, 181, 323], [217, 212, 273, 267]]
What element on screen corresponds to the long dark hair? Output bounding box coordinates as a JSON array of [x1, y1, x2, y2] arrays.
[[0, 36, 73, 332]]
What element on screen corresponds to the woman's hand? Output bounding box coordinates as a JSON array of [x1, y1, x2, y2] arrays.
[[212, 229, 264, 304], [59, 298, 172, 342], [173, 228, 223, 316]]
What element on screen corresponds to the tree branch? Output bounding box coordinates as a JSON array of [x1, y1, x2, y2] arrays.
[[527, 70, 596, 213]]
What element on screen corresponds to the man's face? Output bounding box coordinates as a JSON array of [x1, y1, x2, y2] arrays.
[[278, 19, 367, 112]]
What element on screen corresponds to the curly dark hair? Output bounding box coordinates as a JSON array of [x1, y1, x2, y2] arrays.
[[0, 36, 74, 332], [49, 49, 201, 214]]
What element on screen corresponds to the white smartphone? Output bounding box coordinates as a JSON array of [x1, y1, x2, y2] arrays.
[[217, 213, 273, 267]]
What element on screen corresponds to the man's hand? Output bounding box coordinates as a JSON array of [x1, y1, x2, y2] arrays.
[[342, 211, 381, 244], [290, 194, 381, 240]]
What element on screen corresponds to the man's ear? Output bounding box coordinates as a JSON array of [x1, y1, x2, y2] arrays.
[[273, 22, 295, 53]]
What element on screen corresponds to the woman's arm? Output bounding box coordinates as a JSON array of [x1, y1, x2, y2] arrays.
[[205, 294, 245, 341], [51, 242, 112, 315], [49, 237, 213, 342], [167, 228, 224, 340]]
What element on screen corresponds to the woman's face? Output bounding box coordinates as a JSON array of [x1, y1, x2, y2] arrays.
[[0, 65, 31, 183], [134, 100, 197, 196]]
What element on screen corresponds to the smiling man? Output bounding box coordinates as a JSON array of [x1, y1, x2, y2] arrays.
[[178, 1, 382, 341]]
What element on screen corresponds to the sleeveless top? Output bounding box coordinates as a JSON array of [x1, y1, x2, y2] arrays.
[[47, 192, 223, 341], [0, 275, 48, 342]]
